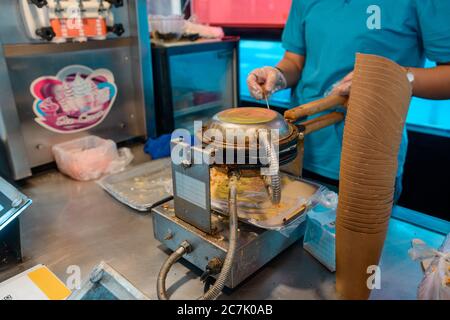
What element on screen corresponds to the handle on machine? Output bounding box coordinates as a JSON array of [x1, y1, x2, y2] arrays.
[[108, 23, 125, 36], [299, 112, 345, 135], [105, 0, 124, 7], [284, 95, 348, 122], [30, 0, 48, 8]]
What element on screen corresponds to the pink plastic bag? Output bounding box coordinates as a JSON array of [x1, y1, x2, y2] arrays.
[[409, 235, 450, 300], [52, 136, 133, 181]]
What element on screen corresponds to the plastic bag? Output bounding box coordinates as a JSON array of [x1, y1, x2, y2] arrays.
[[409, 235, 450, 300], [302, 189, 338, 272], [52, 136, 134, 181], [184, 21, 224, 39], [275, 185, 337, 237]]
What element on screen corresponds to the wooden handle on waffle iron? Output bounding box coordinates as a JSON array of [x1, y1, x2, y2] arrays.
[[300, 112, 345, 135], [284, 95, 348, 122]]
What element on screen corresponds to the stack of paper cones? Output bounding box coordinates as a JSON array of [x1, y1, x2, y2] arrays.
[[336, 54, 412, 299]]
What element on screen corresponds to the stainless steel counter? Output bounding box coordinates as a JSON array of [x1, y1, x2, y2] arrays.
[[0, 145, 445, 300]]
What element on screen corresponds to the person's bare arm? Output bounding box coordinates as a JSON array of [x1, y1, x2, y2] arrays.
[[276, 51, 306, 88], [409, 63, 450, 100], [332, 62, 450, 100]]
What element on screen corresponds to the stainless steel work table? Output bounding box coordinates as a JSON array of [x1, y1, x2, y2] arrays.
[[0, 145, 446, 300]]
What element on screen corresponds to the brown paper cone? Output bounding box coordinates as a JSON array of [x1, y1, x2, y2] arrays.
[[338, 217, 391, 233], [338, 209, 392, 227], [340, 158, 397, 177], [338, 201, 394, 216], [339, 176, 394, 192], [338, 207, 393, 220], [336, 225, 389, 300], [336, 54, 412, 299], [344, 112, 401, 141]]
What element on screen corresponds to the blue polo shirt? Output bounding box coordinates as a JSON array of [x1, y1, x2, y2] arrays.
[[282, 0, 450, 180]]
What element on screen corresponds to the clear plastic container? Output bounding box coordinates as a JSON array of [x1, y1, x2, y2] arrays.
[[149, 15, 186, 42], [52, 136, 132, 181]]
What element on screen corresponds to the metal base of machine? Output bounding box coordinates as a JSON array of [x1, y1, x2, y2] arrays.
[[152, 201, 306, 289]]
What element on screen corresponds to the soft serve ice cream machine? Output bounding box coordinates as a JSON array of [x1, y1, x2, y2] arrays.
[[0, 0, 154, 179], [20, 0, 125, 42]]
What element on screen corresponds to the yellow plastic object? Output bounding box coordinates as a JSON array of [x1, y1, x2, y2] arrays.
[[27, 267, 71, 300]]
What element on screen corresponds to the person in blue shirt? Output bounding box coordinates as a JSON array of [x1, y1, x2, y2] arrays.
[[247, 0, 450, 200]]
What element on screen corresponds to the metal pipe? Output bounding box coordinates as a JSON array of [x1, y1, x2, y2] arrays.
[[156, 172, 240, 300], [198, 172, 239, 300], [157, 241, 191, 300], [259, 131, 281, 204]]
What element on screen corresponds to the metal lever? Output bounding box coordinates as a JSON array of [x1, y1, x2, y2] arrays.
[[107, 23, 125, 36], [299, 111, 345, 136], [35, 27, 56, 41], [105, 0, 124, 7], [30, 0, 48, 8]]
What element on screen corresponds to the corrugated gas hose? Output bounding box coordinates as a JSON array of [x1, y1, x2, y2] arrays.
[[157, 173, 239, 300], [259, 131, 281, 204]]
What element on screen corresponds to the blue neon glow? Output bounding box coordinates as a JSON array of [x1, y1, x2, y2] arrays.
[[239, 40, 450, 136]]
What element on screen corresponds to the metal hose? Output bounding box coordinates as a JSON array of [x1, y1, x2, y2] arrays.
[[259, 131, 281, 204], [198, 172, 239, 300], [156, 172, 240, 300], [157, 241, 191, 300], [269, 174, 281, 204]]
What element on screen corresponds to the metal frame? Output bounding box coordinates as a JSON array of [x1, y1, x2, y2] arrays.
[[171, 138, 214, 233], [0, 0, 155, 180], [151, 37, 240, 136], [0, 44, 31, 179], [68, 261, 150, 300], [128, 0, 157, 138], [0, 176, 32, 270]]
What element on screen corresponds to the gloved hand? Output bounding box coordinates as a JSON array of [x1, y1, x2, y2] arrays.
[[247, 66, 287, 100], [329, 67, 414, 97], [328, 71, 354, 96]]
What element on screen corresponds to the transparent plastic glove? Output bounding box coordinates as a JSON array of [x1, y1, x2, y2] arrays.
[[328, 71, 354, 96], [315, 189, 338, 209], [247, 66, 287, 100], [409, 239, 440, 261]]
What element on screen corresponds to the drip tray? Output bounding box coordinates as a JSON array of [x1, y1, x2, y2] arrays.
[[98, 159, 173, 212], [210, 170, 321, 229]]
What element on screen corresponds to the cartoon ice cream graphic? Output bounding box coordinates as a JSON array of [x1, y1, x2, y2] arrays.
[[31, 66, 117, 133], [39, 98, 60, 115]]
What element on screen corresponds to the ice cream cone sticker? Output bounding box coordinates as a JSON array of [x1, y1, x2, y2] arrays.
[[31, 65, 118, 134]]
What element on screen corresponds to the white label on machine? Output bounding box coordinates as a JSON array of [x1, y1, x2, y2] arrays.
[[175, 172, 207, 209]]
